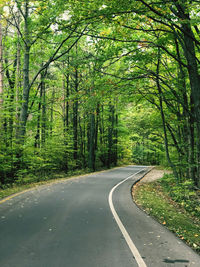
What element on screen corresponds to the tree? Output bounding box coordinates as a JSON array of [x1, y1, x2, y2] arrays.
[[0, 14, 3, 107], [0, 0, 200, 189]]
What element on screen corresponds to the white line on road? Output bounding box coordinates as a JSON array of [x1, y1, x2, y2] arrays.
[[108, 168, 147, 267]]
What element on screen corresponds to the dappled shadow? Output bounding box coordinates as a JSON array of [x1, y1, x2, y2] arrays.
[[163, 258, 189, 264]]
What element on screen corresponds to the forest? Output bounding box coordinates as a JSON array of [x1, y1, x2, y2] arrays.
[[0, 0, 200, 189]]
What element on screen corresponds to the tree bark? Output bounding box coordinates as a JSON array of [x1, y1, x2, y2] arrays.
[[5, 54, 17, 147], [95, 103, 100, 151], [35, 84, 42, 148], [88, 111, 95, 171], [16, 14, 22, 124], [73, 68, 78, 162], [113, 112, 118, 166], [175, 2, 200, 186], [64, 57, 70, 134], [41, 71, 46, 146], [17, 0, 30, 143], [50, 87, 55, 137], [156, 48, 179, 179], [107, 104, 115, 168], [0, 15, 3, 108]]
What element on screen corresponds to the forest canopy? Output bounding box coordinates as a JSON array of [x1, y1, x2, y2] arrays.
[[0, 0, 200, 188]]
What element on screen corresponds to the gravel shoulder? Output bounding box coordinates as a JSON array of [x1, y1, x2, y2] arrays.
[[138, 168, 171, 184]]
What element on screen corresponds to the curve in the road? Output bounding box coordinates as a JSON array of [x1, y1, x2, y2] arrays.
[[0, 165, 199, 267]]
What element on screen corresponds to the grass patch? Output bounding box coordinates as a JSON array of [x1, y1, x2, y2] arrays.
[[133, 175, 200, 254], [0, 167, 102, 200], [0, 164, 125, 200]]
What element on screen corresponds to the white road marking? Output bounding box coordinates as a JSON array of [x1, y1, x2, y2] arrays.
[[108, 168, 147, 267]]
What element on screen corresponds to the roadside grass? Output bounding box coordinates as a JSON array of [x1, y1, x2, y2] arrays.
[[0, 168, 95, 200], [133, 174, 200, 254], [0, 163, 127, 200]]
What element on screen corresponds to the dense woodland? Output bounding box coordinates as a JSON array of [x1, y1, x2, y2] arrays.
[[0, 0, 200, 188]]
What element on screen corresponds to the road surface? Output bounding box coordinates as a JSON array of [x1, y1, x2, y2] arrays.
[[0, 165, 199, 266]]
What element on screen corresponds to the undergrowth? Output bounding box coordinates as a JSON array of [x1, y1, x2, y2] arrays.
[[160, 174, 200, 218]]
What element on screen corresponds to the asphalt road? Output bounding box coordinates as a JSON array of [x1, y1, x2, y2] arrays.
[[0, 165, 199, 267]]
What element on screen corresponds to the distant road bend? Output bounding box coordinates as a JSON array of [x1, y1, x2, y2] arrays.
[[0, 165, 199, 267]]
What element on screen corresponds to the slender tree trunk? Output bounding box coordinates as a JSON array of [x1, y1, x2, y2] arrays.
[[5, 54, 17, 147], [79, 116, 84, 167], [99, 105, 104, 146], [64, 57, 70, 135], [41, 71, 46, 146], [35, 84, 42, 148], [16, 15, 22, 124], [113, 112, 118, 166], [88, 111, 95, 171], [66, 74, 69, 130], [83, 114, 86, 168], [73, 68, 78, 163], [0, 15, 4, 185], [63, 69, 66, 130], [188, 96, 196, 182], [99, 105, 107, 166], [95, 103, 100, 151], [17, 0, 30, 143], [156, 48, 179, 179], [107, 104, 115, 168], [0, 15, 3, 108], [63, 60, 70, 171], [50, 87, 55, 137], [158, 87, 178, 179], [177, 44, 190, 177]]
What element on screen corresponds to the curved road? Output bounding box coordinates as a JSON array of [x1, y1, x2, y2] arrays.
[[0, 165, 199, 266]]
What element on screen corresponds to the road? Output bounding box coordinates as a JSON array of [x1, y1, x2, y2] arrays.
[[0, 165, 199, 267]]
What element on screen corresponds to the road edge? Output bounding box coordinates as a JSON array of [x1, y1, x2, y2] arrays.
[[131, 168, 200, 256], [0, 165, 134, 204]]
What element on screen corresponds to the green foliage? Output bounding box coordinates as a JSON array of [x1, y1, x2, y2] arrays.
[[1, 0, 200, 189], [121, 103, 165, 165], [15, 136, 69, 181], [159, 174, 200, 218]]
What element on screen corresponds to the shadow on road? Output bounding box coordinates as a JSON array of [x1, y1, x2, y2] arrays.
[[163, 258, 189, 264]]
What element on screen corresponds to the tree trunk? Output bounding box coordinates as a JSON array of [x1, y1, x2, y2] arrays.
[[63, 60, 70, 171], [73, 68, 78, 163], [156, 48, 179, 179], [113, 112, 118, 166], [16, 15, 22, 124], [5, 54, 17, 147], [107, 104, 115, 168], [95, 103, 100, 151], [188, 96, 196, 182], [64, 57, 70, 135], [0, 15, 3, 108], [41, 71, 46, 146], [99, 105, 104, 146], [175, 2, 200, 186], [17, 0, 30, 143], [63, 69, 66, 130], [88, 111, 95, 171], [79, 116, 85, 167], [35, 84, 42, 148], [50, 87, 55, 137]]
